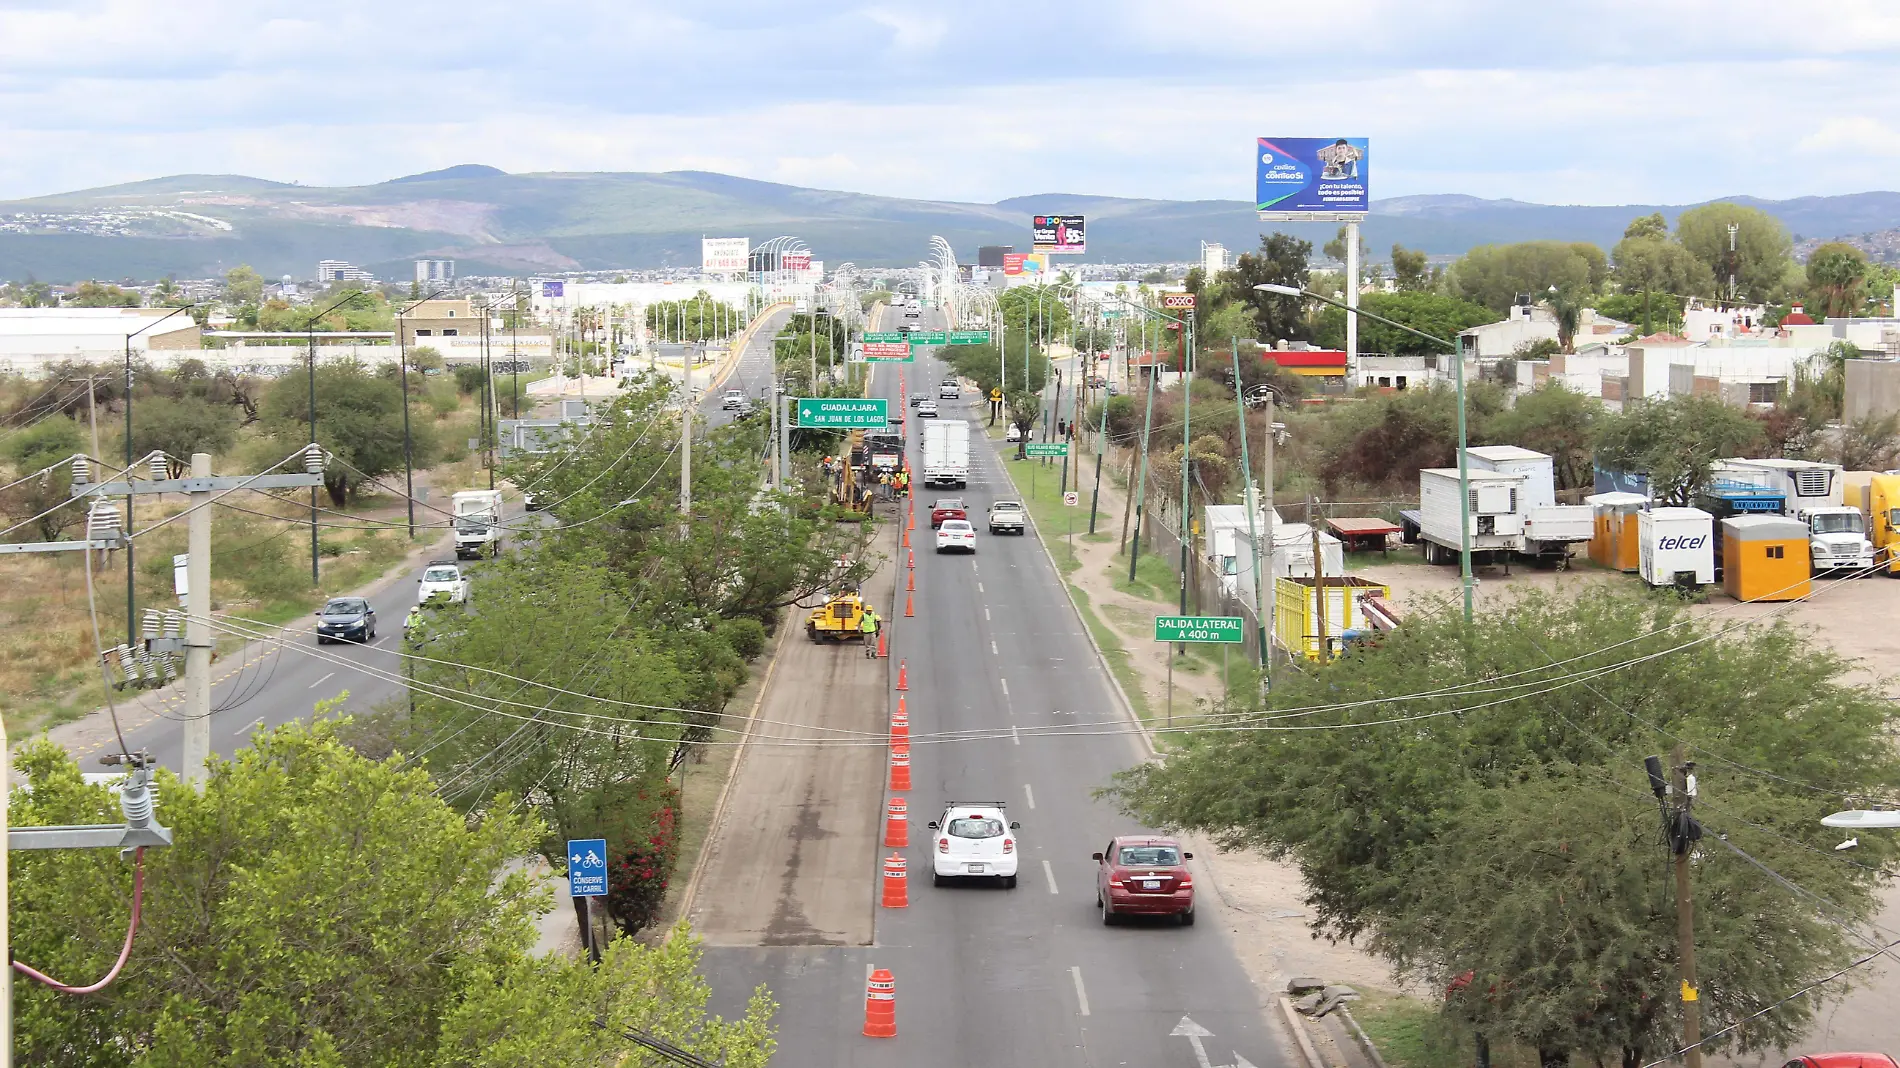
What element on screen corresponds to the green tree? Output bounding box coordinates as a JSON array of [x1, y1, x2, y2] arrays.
[[1837, 413, 1900, 471], [1390, 244, 1433, 291], [1485, 381, 1602, 491], [1108, 590, 1900, 1068], [1228, 232, 1315, 345], [259, 357, 433, 507], [0, 415, 85, 540], [1312, 291, 1497, 357], [1314, 383, 1505, 494], [129, 395, 240, 475], [1805, 241, 1869, 319], [223, 264, 265, 307], [1611, 236, 1714, 334], [1323, 224, 1368, 266], [1451, 241, 1607, 314], [1623, 211, 1669, 240], [1593, 393, 1766, 503], [67, 281, 142, 307], [1676, 202, 1795, 304], [407, 344, 444, 374]]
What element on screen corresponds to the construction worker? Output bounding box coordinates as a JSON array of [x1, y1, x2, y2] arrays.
[[404, 605, 425, 646], [878, 469, 892, 501], [859, 605, 881, 657], [894, 468, 910, 496]]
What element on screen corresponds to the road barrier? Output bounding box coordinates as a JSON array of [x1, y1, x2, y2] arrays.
[[906, 568, 916, 592], [883, 797, 909, 848], [904, 591, 915, 617], [896, 659, 909, 691], [907, 548, 915, 569], [881, 854, 910, 908], [891, 711, 909, 744], [902, 527, 910, 548], [893, 694, 907, 725], [863, 968, 897, 1036], [889, 748, 911, 792]]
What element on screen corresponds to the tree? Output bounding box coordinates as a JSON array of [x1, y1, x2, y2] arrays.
[[1805, 242, 1869, 319], [1676, 202, 1795, 304], [129, 395, 240, 475], [1229, 233, 1315, 344], [223, 264, 265, 307], [1593, 394, 1766, 504], [1837, 412, 1900, 471], [0, 415, 84, 540], [1391, 244, 1433, 291], [1543, 283, 1585, 353], [1485, 381, 1602, 491], [1006, 390, 1041, 454], [1611, 236, 1714, 334], [1108, 589, 1900, 1068], [1312, 291, 1497, 357], [1323, 224, 1368, 267], [67, 281, 141, 307], [407, 344, 444, 374], [1623, 211, 1669, 240], [1452, 241, 1608, 314], [258, 357, 433, 507]]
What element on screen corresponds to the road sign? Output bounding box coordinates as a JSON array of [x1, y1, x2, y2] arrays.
[[567, 838, 609, 898], [1063, 491, 1079, 507], [863, 331, 906, 343], [1153, 616, 1245, 643], [1162, 293, 1196, 310], [861, 342, 913, 362], [948, 330, 992, 345], [1024, 442, 1069, 458], [797, 398, 889, 428], [908, 331, 948, 345]]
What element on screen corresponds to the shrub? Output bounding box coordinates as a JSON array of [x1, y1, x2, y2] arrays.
[[452, 364, 487, 396], [717, 616, 769, 661], [606, 785, 681, 936]]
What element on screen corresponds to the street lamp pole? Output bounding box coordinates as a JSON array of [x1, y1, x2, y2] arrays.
[[396, 288, 449, 540], [121, 302, 201, 646], [1255, 283, 1474, 623]]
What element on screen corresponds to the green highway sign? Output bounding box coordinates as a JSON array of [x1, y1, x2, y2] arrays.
[[1153, 615, 1245, 644], [863, 331, 906, 343], [908, 331, 948, 345], [947, 330, 992, 345], [796, 398, 889, 429], [1023, 442, 1069, 458]]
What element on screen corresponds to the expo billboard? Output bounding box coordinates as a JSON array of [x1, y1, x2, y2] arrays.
[[701, 237, 749, 273], [1030, 215, 1085, 255], [1254, 137, 1369, 215]]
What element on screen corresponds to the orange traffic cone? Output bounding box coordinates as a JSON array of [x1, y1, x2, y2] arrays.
[[877, 630, 888, 658], [894, 694, 907, 722], [907, 548, 915, 569], [891, 715, 909, 744], [863, 968, 897, 1037], [902, 527, 910, 548], [888, 747, 911, 792], [896, 659, 908, 691], [883, 797, 909, 848], [908, 508, 915, 531], [906, 569, 915, 592], [904, 591, 914, 617]]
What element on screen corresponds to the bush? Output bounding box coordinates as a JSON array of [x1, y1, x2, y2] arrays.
[[717, 616, 769, 661], [606, 784, 681, 936], [452, 364, 487, 396]]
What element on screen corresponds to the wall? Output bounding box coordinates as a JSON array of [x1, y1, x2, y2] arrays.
[[1845, 359, 1900, 422]]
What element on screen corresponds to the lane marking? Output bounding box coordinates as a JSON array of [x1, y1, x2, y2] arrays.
[[1012, 725, 1021, 746], [977, 582, 984, 594], [1071, 966, 1090, 1016], [308, 671, 335, 689], [1024, 783, 1036, 808], [1043, 859, 1058, 894], [999, 678, 1008, 696], [984, 607, 991, 621], [991, 640, 998, 655], [243, 717, 264, 735]]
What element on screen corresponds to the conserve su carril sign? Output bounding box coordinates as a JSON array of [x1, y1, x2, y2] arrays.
[[1153, 616, 1245, 644]]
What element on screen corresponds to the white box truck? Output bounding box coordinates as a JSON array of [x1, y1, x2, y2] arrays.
[[1712, 459, 1874, 572], [922, 419, 970, 488], [1638, 507, 1714, 587], [1417, 467, 1525, 565], [1226, 523, 1345, 598], [1466, 445, 1593, 563], [451, 489, 504, 559]]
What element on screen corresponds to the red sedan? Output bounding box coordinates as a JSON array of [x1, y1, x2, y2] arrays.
[[930, 498, 966, 528], [1094, 836, 1194, 925]]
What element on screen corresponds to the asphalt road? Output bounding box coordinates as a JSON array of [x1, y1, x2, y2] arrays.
[[697, 306, 1287, 1068]]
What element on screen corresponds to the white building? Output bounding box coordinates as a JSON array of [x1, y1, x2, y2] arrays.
[[414, 258, 456, 284], [0, 308, 202, 376], [1200, 242, 1229, 277], [1458, 303, 1631, 361], [316, 259, 374, 283]]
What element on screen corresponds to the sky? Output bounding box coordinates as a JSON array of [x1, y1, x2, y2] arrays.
[[3, 0, 1900, 205]]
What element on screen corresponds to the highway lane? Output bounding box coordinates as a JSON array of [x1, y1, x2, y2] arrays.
[[699, 307, 1287, 1067], [698, 303, 790, 428]]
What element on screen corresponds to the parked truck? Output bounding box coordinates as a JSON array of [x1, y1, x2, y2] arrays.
[[922, 419, 970, 489], [1846, 472, 1900, 575], [451, 489, 504, 559], [1713, 459, 1874, 573], [1465, 446, 1595, 563], [1417, 467, 1525, 566]]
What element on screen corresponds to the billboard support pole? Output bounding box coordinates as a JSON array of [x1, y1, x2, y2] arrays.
[[1345, 219, 1360, 381]]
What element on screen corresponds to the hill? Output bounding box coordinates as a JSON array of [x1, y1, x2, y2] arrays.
[[4, 167, 1899, 281]]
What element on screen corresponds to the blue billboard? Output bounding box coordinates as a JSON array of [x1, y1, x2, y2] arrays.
[[1255, 137, 1369, 214]]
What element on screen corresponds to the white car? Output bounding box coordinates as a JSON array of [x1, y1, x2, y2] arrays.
[[1005, 424, 1023, 443], [935, 518, 976, 553], [917, 399, 939, 418], [929, 802, 1020, 887], [721, 389, 745, 411], [417, 561, 470, 605]]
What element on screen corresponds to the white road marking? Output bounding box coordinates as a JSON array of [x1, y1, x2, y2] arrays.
[[1024, 783, 1036, 808], [984, 607, 991, 621], [244, 717, 265, 734], [999, 678, 1008, 696], [991, 640, 998, 655], [1012, 725, 1021, 745], [1071, 966, 1090, 1016], [1043, 859, 1058, 894], [977, 582, 984, 594], [308, 671, 335, 689]]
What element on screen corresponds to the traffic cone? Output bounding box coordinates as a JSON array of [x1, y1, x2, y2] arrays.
[[906, 569, 915, 592], [877, 630, 888, 658], [902, 527, 910, 548], [891, 715, 909, 744], [896, 659, 909, 691], [883, 798, 909, 848], [908, 507, 915, 531], [881, 854, 910, 907], [863, 968, 897, 1037], [907, 548, 915, 569], [894, 694, 907, 723], [904, 591, 914, 617], [888, 747, 911, 792]]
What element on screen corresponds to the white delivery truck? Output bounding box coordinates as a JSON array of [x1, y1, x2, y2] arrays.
[[1417, 467, 1526, 566], [922, 419, 970, 489], [1465, 446, 1594, 564], [1638, 507, 1714, 587], [451, 489, 505, 559], [1712, 459, 1874, 572]]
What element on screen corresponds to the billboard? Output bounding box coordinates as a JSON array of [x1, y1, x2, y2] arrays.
[[780, 250, 813, 272], [977, 245, 1012, 268], [1030, 215, 1085, 255], [1255, 137, 1369, 215], [702, 237, 748, 273], [541, 280, 564, 298], [1002, 252, 1027, 275]]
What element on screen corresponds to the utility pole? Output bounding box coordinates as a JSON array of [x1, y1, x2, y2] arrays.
[[679, 324, 693, 533], [1309, 497, 1329, 666], [1647, 747, 1704, 1068], [1087, 382, 1107, 534], [307, 323, 319, 584], [1231, 344, 1270, 680], [182, 452, 213, 782], [1124, 338, 1159, 573], [1726, 223, 1739, 306], [1178, 312, 1194, 615]]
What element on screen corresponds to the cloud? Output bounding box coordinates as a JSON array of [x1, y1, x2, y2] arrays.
[[860, 6, 948, 51]]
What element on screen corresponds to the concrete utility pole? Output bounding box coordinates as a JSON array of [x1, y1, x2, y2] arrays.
[[1344, 220, 1361, 380], [1309, 496, 1328, 666], [1671, 745, 1704, 1068], [680, 332, 693, 532], [182, 452, 213, 781]]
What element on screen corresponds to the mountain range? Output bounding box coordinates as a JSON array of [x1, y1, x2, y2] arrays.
[[4, 165, 1900, 282]]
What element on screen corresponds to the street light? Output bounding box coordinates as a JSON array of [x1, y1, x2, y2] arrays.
[[396, 288, 450, 539], [1822, 810, 1900, 829], [121, 302, 203, 645], [1255, 282, 1476, 623]]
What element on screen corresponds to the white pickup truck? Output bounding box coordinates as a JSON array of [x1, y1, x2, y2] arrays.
[[987, 500, 1026, 535], [417, 560, 470, 605]]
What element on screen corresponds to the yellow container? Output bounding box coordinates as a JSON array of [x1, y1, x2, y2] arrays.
[[1274, 576, 1392, 660], [1720, 516, 1810, 602], [1585, 492, 1646, 572]]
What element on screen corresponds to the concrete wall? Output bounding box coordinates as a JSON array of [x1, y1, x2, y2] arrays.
[[1845, 359, 1900, 422]]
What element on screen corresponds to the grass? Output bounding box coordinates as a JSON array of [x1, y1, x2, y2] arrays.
[[1064, 583, 1153, 726], [999, 453, 1094, 574], [1111, 546, 1180, 602], [1351, 990, 1539, 1068]]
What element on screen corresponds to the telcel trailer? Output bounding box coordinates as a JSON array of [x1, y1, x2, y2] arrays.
[[1638, 507, 1714, 588]]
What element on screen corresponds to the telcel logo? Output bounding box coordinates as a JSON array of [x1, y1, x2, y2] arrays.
[[1657, 535, 1707, 551]]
